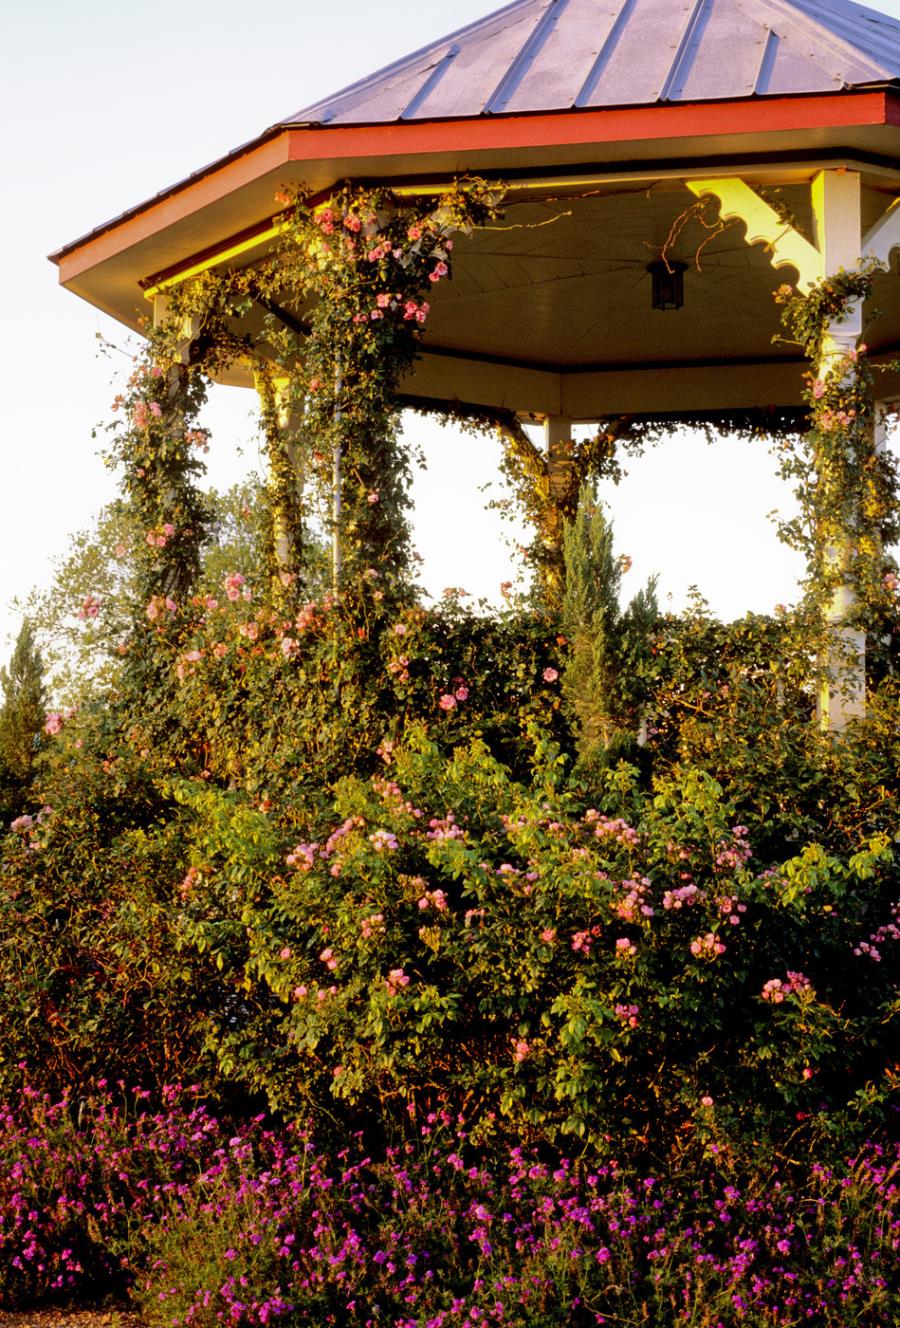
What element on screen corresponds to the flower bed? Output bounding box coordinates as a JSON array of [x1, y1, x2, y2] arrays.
[[1, 1083, 897, 1326]]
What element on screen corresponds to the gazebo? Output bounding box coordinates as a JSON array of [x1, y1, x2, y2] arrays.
[[51, 0, 900, 728]]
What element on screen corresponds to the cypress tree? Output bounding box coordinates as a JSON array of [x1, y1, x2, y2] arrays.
[[562, 484, 658, 765], [0, 619, 47, 783]]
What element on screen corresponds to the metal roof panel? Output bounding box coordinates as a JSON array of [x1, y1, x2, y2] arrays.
[[667, 0, 770, 103], [745, 0, 892, 87], [498, 0, 623, 113], [581, 0, 698, 108], [281, 0, 900, 127], [406, 0, 548, 118]]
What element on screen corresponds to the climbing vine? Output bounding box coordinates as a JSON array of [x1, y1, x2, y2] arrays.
[[255, 180, 501, 595], [105, 333, 210, 617], [147, 180, 499, 608], [492, 414, 664, 609], [253, 364, 307, 607], [774, 266, 900, 644]]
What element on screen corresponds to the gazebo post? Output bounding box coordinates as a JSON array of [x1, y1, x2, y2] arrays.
[[332, 357, 344, 594], [544, 415, 574, 503], [544, 414, 574, 603], [689, 171, 875, 732], [811, 171, 867, 731], [254, 371, 306, 594]]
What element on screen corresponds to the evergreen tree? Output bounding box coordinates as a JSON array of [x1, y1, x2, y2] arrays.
[[562, 483, 658, 765], [0, 618, 47, 785]]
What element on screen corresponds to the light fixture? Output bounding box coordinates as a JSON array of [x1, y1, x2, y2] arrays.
[[648, 259, 687, 311]]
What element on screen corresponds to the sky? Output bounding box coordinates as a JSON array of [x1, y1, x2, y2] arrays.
[[3, 0, 900, 658]]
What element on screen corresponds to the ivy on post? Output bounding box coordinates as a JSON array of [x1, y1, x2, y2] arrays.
[[254, 366, 307, 607], [105, 294, 212, 635], [493, 413, 649, 612], [252, 180, 500, 603], [688, 169, 900, 731], [776, 266, 899, 731]]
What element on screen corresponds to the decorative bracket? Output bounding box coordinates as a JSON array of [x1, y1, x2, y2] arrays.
[[862, 198, 900, 270], [686, 177, 823, 291]]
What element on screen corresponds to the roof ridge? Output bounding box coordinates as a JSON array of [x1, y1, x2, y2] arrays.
[[740, 0, 897, 81]]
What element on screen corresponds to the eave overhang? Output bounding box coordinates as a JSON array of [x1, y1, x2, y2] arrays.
[[51, 89, 900, 322], [48, 87, 900, 421]]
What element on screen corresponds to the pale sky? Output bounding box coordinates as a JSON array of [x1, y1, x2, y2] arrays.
[[4, 0, 900, 657]]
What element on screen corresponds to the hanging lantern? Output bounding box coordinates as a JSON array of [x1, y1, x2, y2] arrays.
[[648, 259, 687, 310]]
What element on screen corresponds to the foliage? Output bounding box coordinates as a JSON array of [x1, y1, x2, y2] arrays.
[[103, 342, 213, 615], [17, 505, 139, 706], [19, 481, 283, 707], [164, 711, 900, 1161], [134, 1125, 900, 1328], [0, 713, 220, 1091], [0, 1080, 245, 1309], [0, 587, 565, 1099]]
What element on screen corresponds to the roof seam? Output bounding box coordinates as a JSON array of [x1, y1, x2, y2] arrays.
[[574, 0, 638, 109], [660, 0, 716, 104], [400, 44, 462, 120], [484, 0, 571, 113], [754, 27, 781, 95], [282, 0, 541, 125]]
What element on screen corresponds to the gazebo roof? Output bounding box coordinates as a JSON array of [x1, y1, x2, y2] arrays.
[[287, 0, 900, 126], [50, 0, 900, 421]]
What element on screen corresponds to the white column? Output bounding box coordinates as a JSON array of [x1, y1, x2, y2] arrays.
[[811, 171, 868, 732]]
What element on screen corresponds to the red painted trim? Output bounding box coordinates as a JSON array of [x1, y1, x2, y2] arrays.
[[54, 133, 293, 283], [286, 91, 892, 160], [54, 90, 895, 283]]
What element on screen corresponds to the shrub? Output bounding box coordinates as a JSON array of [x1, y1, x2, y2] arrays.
[[173, 719, 898, 1160]]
